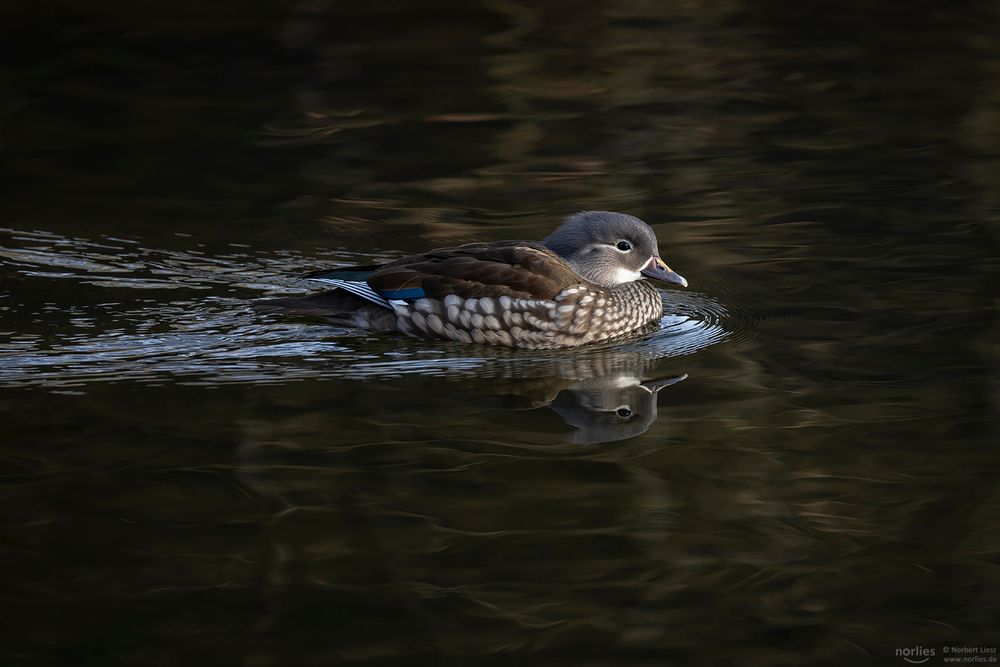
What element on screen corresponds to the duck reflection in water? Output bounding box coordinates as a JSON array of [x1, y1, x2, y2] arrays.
[[541, 372, 686, 444], [402, 345, 688, 445], [427, 340, 690, 444]]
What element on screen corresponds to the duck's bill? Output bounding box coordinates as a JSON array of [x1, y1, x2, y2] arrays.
[[640, 374, 688, 393], [641, 257, 688, 287]]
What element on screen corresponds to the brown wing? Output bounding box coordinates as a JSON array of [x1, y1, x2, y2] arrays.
[[366, 241, 582, 301]]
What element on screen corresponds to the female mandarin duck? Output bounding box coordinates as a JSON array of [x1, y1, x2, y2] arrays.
[[274, 211, 687, 349]]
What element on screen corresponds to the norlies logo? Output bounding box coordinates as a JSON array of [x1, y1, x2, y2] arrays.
[[896, 646, 936, 663]]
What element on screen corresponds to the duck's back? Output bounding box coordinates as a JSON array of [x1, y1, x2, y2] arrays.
[[369, 241, 580, 302]]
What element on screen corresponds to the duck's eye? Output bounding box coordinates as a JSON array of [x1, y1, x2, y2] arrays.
[[615, 240, 632, 252], [616, 407, 633, 418]]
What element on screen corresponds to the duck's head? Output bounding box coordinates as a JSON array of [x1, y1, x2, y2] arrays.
[[542, 211, 688, 289]]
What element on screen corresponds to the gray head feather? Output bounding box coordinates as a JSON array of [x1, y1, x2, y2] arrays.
[[542, 211, 660, 287]]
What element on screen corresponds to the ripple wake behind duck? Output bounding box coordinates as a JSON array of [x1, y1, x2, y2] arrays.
[[1, 227, 731, 388]]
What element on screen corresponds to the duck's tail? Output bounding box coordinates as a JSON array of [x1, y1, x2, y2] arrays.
[[254, 263, 399, 331]]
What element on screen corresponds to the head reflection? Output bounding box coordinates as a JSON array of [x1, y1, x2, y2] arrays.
[[474, 342, 688, 444], [545, 373, 686, 444]]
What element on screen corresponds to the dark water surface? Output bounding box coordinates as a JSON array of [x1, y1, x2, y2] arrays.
[[2, 2, 999, 665]]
